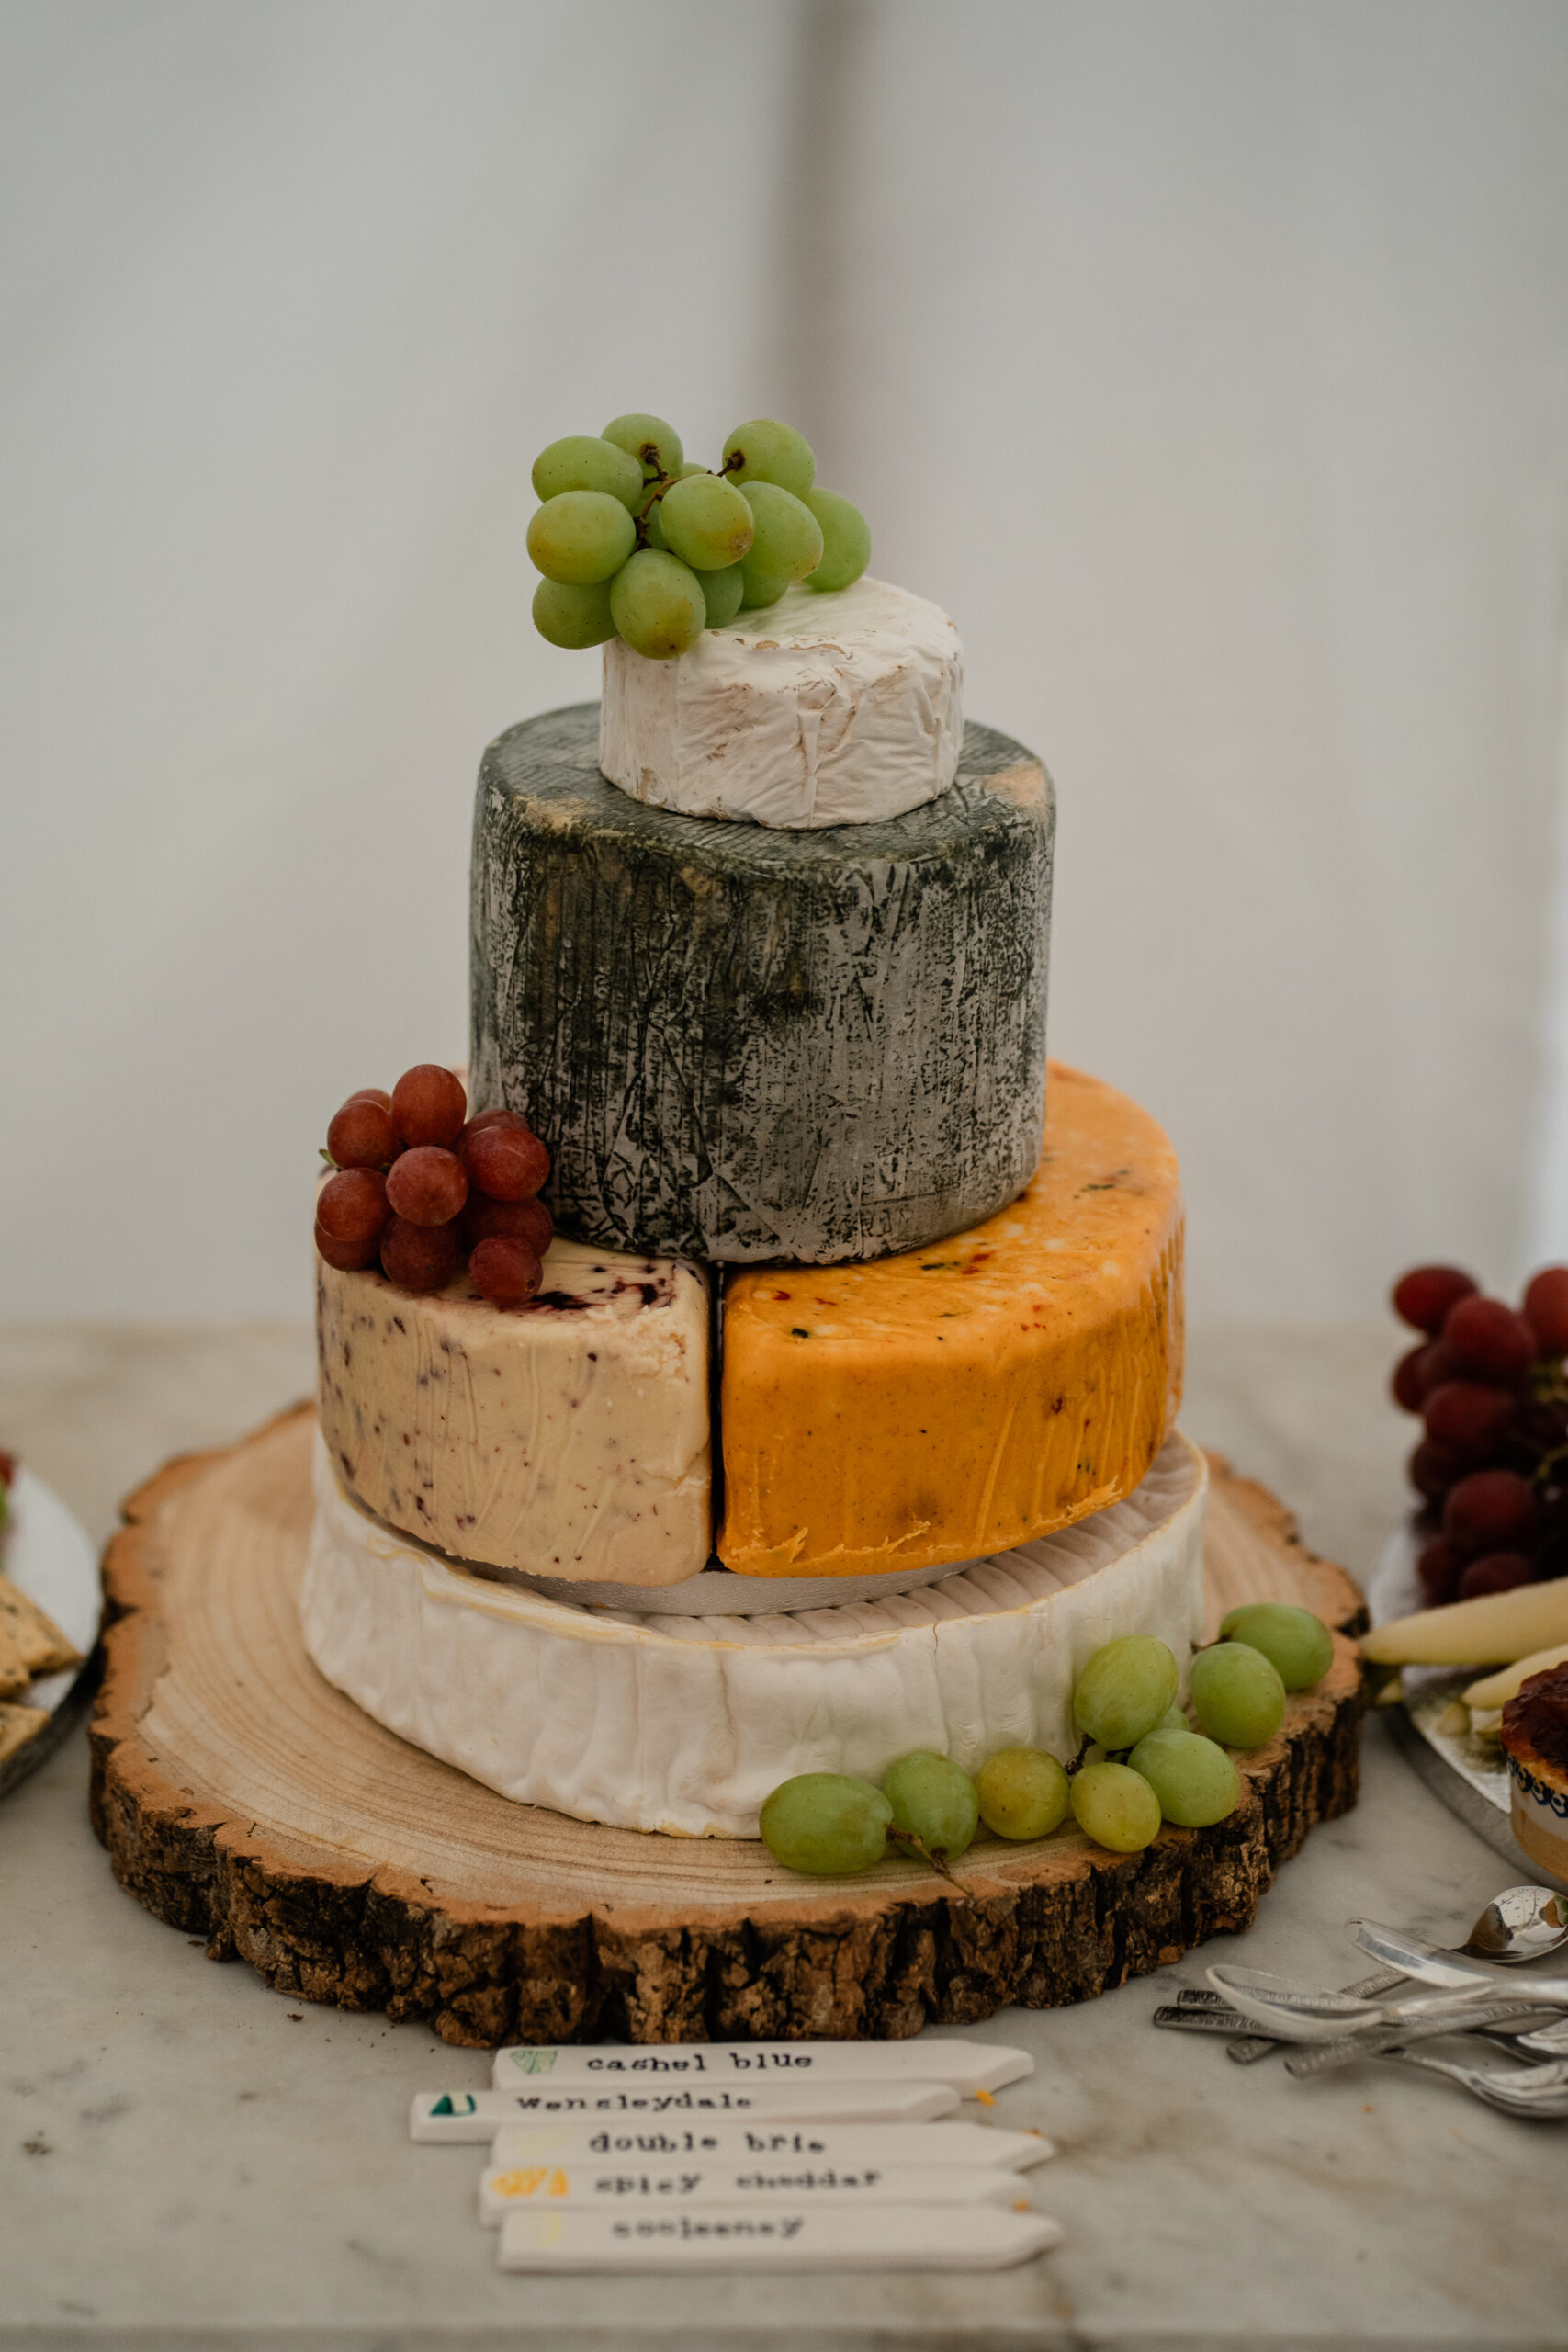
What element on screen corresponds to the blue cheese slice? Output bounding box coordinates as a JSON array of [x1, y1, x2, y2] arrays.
[[315, 1238, 710, 1584]]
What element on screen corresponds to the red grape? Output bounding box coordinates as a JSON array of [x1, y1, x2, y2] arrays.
[[1422, 1382, 1516, 1457], [346, 1086, 392, 1111], [469, 1237, 544, 1309], [464, 1193, 554, 1256], [327, 1094, 396, 1170], [1442, 1467, 1539, 1552], [1515, 1398, 1568, 1451], [317, 1168, 389, 1248], [1523, 1266, 1568, 1356], [1409, 1438, 1471, 1500], [385, 1146, 468, 1227], [1442, 1294, 1536, 1381], [379, 1215, 461, 1293], [461, 1118, 549, 1202], [390, 1063, 467, 1148], [1392, 1264, 1477, 1334], [1416, 1538, 1463, 1603], [1457, 1552, 1536, 1600], [315, 1218, 379, 1272], [1392, 1344, 1436, 1413]]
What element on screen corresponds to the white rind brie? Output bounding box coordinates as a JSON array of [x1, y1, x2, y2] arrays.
[[300, 1432, 1207, 1838], [598, 577, 964, 829]]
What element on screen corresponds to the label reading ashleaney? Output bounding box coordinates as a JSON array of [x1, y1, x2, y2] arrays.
[[497, 2202, 1062, 2272], [491, 2038, 1032, 2098]]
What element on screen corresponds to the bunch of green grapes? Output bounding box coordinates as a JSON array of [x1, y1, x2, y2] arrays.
[[525, 413, 871, 660], [756, 1604, 1333, 1877]]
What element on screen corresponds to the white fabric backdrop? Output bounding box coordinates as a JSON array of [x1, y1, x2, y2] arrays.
[[3, 0, 1567, 1320]]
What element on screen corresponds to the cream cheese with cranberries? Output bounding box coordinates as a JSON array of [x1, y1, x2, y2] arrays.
[[315, 1237, 711, 1584]]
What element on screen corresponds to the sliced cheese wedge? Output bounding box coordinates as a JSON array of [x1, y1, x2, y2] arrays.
[[1462, 1639, 1568, 1710], [1360, 1579, 1568, 1668]]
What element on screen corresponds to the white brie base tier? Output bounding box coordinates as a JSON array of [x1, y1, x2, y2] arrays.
[[300, 1430, 1206, 1838], [598, 576, 964, 829]]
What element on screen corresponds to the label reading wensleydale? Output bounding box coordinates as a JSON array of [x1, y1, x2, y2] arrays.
[[410, 2079, 960, 2142], [491, 2038, 1032, 2098]]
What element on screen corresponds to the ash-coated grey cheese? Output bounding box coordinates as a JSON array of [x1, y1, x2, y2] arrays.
[[469, 704, 1054, 1265]]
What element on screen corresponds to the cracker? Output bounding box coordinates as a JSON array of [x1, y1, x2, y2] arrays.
[[0, 1571, 83, 1676], [0, 1632, 30, 1701], [0, 1699, 51, 1768]]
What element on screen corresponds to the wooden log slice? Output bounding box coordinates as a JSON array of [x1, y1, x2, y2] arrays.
[[90, 1406, 1367, 2047]]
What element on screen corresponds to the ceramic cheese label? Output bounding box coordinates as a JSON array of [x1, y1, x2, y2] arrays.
[[487, 2121, 1055, 2173], [491, 2038, 1032, 2098], [480, 2159, 1022, 2222], [410, 2079, 960, 2142], [497, 2202, 1063, 2273]]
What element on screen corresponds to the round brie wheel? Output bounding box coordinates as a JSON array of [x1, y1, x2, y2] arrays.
[[299, 1430, 1207, 1838], [599, 577, 964, 830]]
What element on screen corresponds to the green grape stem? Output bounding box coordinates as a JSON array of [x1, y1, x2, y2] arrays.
[[1064, 1733, 1095, 1779], [886, 1826, 964, 1886]]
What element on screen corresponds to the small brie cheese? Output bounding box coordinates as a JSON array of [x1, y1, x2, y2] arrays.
[[598, 576, 964, 828], [300, 1432, 1206, 1838]]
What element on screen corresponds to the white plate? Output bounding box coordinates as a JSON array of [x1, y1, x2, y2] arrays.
[[1, 1466, 102, 1798], [1369, 1516, 1567, 1885]]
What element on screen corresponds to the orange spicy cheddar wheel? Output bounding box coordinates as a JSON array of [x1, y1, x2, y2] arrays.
[[716, 1064, 1183, 1578]]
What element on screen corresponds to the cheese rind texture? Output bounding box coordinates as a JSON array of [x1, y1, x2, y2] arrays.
[[315, 1238, 711, 1584], [470, 705, 1053, 1264], [300, 1431, 1206, 1838], [598, 577, 964, 829], [719, 1064, 1184, 1577]]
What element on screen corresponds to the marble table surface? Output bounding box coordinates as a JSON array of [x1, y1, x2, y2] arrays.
[[0, 1319, 1562, 2352]]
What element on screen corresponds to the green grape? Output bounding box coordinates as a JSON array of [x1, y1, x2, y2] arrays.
[[975, 1747, 1069, 1841], [881, 1750, 979, 1861], [603, 412, 682, 481], [722, 417, 815, 497], [641, 492, 668, 550], [1155, 1703, 1189, 1734], [694, 564, 746, 628], [760, 1773, 892, 1876], [1189, 1642, 1287, 1749], [1125, 1728, 1241, 1827], [676, 460, 710, 478], [609, 549, 706, 661], [738, 561, 788, 609], [1069, 1760, 1162, 1853], [803, 487, 871, 593], [531, 435, 645, 511], [1219, 1603, 1333, 1691], [659, 472, 755, 571], [739, 483, 824, 583], [1071, 1636, 1179, 1752], [526, 491, 636, 586], [532, 576, 617, 649]]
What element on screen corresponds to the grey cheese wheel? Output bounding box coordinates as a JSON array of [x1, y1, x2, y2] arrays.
[[469, 704, 1054, 1264]]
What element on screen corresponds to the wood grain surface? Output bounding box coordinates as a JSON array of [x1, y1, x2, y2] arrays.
[[90, 1406, 1367, 2045]]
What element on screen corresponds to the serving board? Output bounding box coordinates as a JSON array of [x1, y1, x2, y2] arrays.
[[89, 1406, 1366, 2046]]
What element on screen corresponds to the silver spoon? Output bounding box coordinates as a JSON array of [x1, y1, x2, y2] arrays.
[[1222, 1885, 1567, 2064], [1373, 2048, 1568, 2120], [1205, 1968, 1510, 2044], [1348, 1918, 1568, 2005]]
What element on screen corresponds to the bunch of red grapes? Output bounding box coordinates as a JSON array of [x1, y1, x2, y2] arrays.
[[1391, 1261, 1568, 1604], [314, 1065, 552, 1310]]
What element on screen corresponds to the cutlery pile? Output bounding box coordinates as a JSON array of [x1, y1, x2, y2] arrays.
[[1153, 1889, 1568, 2117]]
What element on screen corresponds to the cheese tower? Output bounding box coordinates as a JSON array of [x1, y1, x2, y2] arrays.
[[305, 456, 1193, 1833]]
